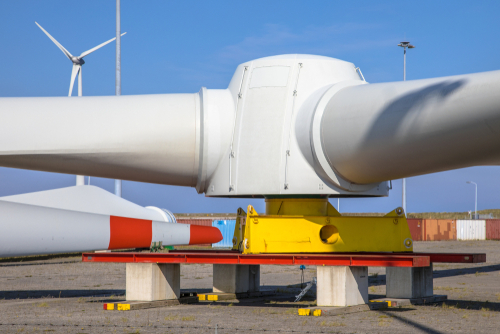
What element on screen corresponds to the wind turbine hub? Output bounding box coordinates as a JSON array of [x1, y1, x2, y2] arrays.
[[72, 57, 84, 65]]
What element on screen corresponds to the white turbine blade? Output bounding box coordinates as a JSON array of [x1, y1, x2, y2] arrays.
[[69, 65, 80, 96], [35, 22, 73, 60], [78, 65, 82, 97], [79, 32, 127, 59]]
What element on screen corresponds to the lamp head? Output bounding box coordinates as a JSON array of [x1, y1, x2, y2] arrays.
[[398, 41, 415, 48]]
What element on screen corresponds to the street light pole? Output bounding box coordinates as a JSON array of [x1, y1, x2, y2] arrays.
[[114, 0, 122, 197], [466, 181, 478, 219], [398, 41, 415, 215], [403, 45, 407, 81]]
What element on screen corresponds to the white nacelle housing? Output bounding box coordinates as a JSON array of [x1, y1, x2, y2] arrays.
[[205, 55, 386, 197]]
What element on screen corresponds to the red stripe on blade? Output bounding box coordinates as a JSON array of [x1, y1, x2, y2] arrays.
[[109, 216, 152, 250], [189, 225, 223, 245]]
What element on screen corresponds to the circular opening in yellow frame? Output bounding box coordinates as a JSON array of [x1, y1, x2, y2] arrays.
[[320, 225, 339, 244], [404, 238, 413, 248]]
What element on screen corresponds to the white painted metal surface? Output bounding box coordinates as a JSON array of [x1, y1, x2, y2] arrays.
[[212, 55, 384, 196], [249, 66, 291, 88], [146, 206, 177, 223], [0, 186, 168, 221], [0, 198, 199, 257], [0, 200, 110, 257], [152, 220, 190, 246], [0, 186, 223, 257], [0, 94, 203, 186], [1, 54, 500, 198], [320, 70, 500, 185], [456, 220, 486, 240]]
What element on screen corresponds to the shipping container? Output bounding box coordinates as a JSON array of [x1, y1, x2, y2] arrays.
[[176, 218, 213, 227], [486, 219, 500, 240], [212, 220, 237, 248], [423, 219, 456, 241], [456, 220, 486, 240], [407, 219, 424, 241]]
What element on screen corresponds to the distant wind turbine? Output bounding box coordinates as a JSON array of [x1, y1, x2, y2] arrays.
[[36, 21, 126, 186], [35, 22, 126, 97]]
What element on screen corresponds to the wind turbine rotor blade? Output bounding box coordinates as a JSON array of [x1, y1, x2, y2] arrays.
[[78, 65, 82, 97], [69, 64, 80, 96], [35, 22, 74, 60], [78, 32, 127, 59]]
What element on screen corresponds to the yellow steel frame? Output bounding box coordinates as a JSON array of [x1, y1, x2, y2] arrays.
[[232, 198, 413, 254]]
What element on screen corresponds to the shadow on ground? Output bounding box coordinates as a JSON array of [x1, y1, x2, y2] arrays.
[[0, 260, 80, 267], [0, 289, 124, 300], [369, 263, 500, 287], [440, 299, 500, 311], [379, 308, 445, 334], [0, 253, 82, 264]]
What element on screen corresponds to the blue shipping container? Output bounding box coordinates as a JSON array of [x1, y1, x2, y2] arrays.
[[212, 220, 236, 248]]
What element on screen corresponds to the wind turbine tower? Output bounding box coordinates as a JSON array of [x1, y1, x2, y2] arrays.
[[35, 22, 125, 185]]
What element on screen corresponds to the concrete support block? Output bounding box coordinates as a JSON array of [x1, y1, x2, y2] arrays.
[[126, 263, 180, 301], [213, 264, 260, 294], [386, 264, 433, 299], [317, 266, 368, 307], [249, 265, 260, 292]]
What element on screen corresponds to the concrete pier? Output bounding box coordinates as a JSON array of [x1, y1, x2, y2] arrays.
[[126, 263, 180, 301], [317, 266, 368, 307], [213, 264, 260, 294], [386, 264, 433, 299]]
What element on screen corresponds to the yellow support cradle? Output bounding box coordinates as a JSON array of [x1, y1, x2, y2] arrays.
[[232, 198, 413, 254]]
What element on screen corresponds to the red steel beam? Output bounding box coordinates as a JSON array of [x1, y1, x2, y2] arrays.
[[168, 250, 486, 263], [315, 252, 486, 263], [415, 253, 486, 263], [82, 252, 430, 267]]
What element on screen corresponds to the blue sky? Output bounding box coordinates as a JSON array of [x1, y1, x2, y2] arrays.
[[0, 1, 499, 214]]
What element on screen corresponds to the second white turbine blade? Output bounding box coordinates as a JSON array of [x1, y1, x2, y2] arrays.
[[69, 65, 80, 97], [79, 32, 127, 59], [35, 22, 74, 60]]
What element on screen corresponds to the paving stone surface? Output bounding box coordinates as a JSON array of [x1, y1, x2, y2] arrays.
[[0, 241, 499, 333]]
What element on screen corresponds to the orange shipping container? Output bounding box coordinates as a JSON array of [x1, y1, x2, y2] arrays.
[[406, 219, 423, 241], [423, 219, 456, 241], [486, 219, 500, 240]]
